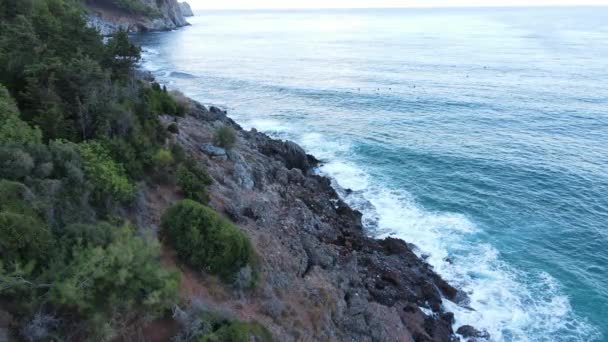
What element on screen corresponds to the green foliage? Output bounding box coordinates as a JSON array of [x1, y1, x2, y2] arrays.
[[174, 306, 271, 342], [49, 225, 179, 339], [103, 29, 141, 79], [168, 122, 179, 134], [0, 211, 53, 268], [79, 141, 135, 202], [214, 125, 236, 149], [0, 84, 41, 144], [176, 159, 213, 203], [105, 0, 161, 17], [162, 200, 253, 279], [153, 148, 174, 169], [61, 222, 119, 249], [198, 320, 272, 342], [142, 82, 185, 116], [0, 0, 187, 337]]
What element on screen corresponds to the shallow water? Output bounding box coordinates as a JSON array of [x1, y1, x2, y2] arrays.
[[133, 7, 608, 341]]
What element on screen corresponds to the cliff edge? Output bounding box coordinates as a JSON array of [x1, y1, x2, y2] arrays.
[[131, 92, 483, 341], [179, 2, 194, 17], [85, 0, 189, 35]]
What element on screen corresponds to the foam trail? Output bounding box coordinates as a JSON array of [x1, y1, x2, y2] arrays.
[[294, 132, 600, 342]]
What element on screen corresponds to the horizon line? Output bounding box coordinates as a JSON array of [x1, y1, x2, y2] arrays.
[[190, 4, 608, 11]]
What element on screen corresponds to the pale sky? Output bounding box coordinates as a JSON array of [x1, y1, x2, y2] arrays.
[[187, 0, 608, 9]]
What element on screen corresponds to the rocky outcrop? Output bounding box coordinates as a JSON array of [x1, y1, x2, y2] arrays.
[[85, 0, 189, 35], [141, 98, 476, 341], [179, 2, 194, 17]]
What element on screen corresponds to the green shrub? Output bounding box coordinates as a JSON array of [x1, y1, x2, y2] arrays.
[[153, 148, 174, 169], [142, 83, 184, 117], [0, 180, 37, 216], [49, 225, 179, 339], [0, 84, 42, 144], [171, 144, 187, 164], [109, 0, 161, 17], [173, 306, 271, 342], [162, 200, 252, 279], [200, 320, 272, 342], [214, 125, 236, 149], [0, 146, 35, 180], [61, 222, 119, 249], [167, 122, 179, 134], [176, 159, 212, 203], [78, 141, 135, 202], [0, 211, 53, 266]]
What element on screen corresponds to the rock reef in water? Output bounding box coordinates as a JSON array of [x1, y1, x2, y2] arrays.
[[134, 95, 481, 341], [85, 0, 189, 35]]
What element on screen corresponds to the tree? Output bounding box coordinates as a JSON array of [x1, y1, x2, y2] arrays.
[[49, 225, 179, 339], [103, 29, 141, 79], [0, 84, 41, 144]]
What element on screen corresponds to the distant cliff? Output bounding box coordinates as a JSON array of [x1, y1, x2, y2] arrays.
[[179, 2, 194, 17], [86, 0, 190, 35]]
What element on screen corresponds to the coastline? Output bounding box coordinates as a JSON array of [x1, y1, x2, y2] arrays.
[[134, 62, 486, 340]]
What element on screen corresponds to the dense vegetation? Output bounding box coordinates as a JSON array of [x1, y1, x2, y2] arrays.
[[87, 0, 161, 17], [0, 0, 253, 339], [162, 200, 254, 281]]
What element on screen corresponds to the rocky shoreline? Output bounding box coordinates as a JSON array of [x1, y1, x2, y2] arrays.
[[137, 88, 489, 341]]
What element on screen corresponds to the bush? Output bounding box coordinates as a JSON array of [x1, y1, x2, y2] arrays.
[[0, 211, 53, 267], [167, 123, 179, 134], [0, 84, 42, 144], [0, 146, 35, 180], [203, 320, 272, 342], [176, 159, 212, 203], [61, 222, 119, 249], [78, 141, 135, 202], [0, 180, 37, 216], [153, 148, 174, 169], [173, 303, 271, 342], [214, 125, 236, 149], [162, 200, 252, 279], [49, 225, 179, 339]]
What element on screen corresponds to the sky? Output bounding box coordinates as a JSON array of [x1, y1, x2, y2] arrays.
[[186, 0, 608, 9]]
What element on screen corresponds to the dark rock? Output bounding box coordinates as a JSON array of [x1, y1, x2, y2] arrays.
[[457, 325, 491, 341], [209, 105, 226, 115], [259, 139, 316, 173]]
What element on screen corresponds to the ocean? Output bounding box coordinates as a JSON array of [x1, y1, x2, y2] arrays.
[[132, 6, 608, 341]]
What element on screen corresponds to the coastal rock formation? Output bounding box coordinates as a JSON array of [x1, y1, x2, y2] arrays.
[[85, 0, 189, 34], [135, 97, 475, 341], [179, 2, 194, 17]]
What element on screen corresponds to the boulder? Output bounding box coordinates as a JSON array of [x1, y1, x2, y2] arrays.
[[457, 325, 491, 341], [259, 139, 318, 173], [199, 143, 227, 159]]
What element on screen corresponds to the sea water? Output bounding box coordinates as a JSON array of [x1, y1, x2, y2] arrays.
[[133, 7, 608, 341]]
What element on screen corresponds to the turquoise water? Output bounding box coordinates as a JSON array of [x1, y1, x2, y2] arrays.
[[133, 7, 608, 341]]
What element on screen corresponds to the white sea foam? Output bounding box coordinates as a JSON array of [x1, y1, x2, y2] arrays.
[[295, 132, 600, 342]]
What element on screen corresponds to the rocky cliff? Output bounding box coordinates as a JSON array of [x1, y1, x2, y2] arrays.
[[86, 0, 189, 35], [179, 2, 194, 17], [130, 89, 485, 341]]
